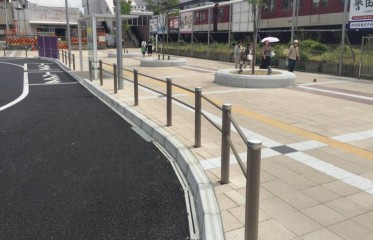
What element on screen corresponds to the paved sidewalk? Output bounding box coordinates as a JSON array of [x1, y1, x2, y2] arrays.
[[13, 49, 373, 240]]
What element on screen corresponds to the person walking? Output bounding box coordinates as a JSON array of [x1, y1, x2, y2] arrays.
[[260, 40, 272, 75], [147, 40, 153, 56], [141, 40, 147, 57], [243, 42, 254, 69], [234, 40, 243, 69], [288, 40, 300, 72]]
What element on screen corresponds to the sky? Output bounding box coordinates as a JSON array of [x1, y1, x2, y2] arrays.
[[28, 0, 83, 10]]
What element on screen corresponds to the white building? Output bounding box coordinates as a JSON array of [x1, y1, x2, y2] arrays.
[[13, 2, 80, 37]]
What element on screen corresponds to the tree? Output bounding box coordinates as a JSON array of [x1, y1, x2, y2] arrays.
[[245, 0, 265, 74], [120, 0, 132, 31], [144, 0, 179, 59]]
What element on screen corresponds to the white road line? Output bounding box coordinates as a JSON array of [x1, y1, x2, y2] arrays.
[[0, 63, 29, 112], [29, 82, 78, 86], [182, 66, 216, 73], [298, 85, 373, 101], [287, 152, 373, 194]]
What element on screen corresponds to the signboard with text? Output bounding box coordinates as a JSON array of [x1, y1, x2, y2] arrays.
[[349, 0, 373, 30]]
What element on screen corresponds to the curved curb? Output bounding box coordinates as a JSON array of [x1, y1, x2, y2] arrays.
[[107, 52, 142, 58], [214, 68, 296, 88], [140, 58, 186, 67], [47, 58, 224, 240]]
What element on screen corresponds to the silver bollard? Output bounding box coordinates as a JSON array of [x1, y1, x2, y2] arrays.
[[99, 60, 103, 86], [134, 68, 139, 106], [245, 139, 262, 240], [166, 77, 172, 126], [113, 63, 117, 94], [221, 104, 232, 184], [194, 87, 202, 148], [89, 60, 92, 81]]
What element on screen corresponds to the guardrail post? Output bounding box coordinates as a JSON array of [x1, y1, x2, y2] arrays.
[[62, 50, 65, 63], [166, 77, 172, 126], [25, 49, 28, 58], [65, 51, 68, 64], [99, 60, 103, 86], [72, 54, 76, 70], [89, 60, 92, 81], [245, 139, 262, 240], [194, 87, 202, 148], [168, 55, 170, 60], [134, 68, 139, 106], [3, 49, 5, 56], [68, 52, 71, 68], [158, 54, 160, 60], [113, 63, 117, 94], [221, 104, 232, 184]]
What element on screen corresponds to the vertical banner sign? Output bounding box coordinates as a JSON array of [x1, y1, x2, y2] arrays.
[[149, 16, 158, 34], [87, 18, 94, 62], [180, 11, 192, 33], [349, 0, 373, 30]]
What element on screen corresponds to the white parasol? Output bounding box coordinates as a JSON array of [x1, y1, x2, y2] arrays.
[[261, 37, 280, 43]]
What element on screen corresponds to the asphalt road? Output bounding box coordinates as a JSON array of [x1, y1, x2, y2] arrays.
[[0, 58, 190, 240]]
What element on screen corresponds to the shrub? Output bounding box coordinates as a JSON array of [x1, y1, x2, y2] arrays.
[[310, 42, 329, 52]]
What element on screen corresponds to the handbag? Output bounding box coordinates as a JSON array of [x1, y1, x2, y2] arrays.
[[270, 51, 275, 57], [247, 54, 253, 60]]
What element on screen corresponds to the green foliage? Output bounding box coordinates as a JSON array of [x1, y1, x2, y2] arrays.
[[120, 0, 132, 14], [310, 43, 329, 52], [144, 0, 180, 15]]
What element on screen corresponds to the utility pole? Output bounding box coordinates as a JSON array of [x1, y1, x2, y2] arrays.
[[65, 0, 72, 56], [338, 0, 349, 75], [5, 0, 9, 47], [290, 0, 297, 44], [115, 0, 123, 89]]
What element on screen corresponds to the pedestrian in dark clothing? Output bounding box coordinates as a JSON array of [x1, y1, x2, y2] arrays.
[[147, 41, 153, 56], [260, 40, 272, 75]]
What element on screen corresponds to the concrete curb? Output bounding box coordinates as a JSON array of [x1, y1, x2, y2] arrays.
[[46, 57, 224, 240], [214, 68, 296, 88]]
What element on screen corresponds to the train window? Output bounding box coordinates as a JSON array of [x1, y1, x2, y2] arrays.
[[321, 0, 328, 7], [218, 8, 224, 17], [282, 0, 291, 10], [264, 0, 275, 12]]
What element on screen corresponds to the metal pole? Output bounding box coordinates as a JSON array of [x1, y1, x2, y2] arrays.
[[221, 104, 232, 184], [4, 0, 9, 48], [166, 77, 172, 126], [115, 0, 123, 89], [134, 68, 139, 106], [113, 63, 118, 94], [358, 37, 365, 79], [62, 50, 65, 63], [194, 87, 202, 148], [25, 49, 27, 58], [65, 0, 72, 57], [99, 60, 103, 85], [290, 0, 297, 44], [338, 0, 349, 75], [89, 60, 92, 81], [78, 21, 83, 71], [65, 51, 68, 64], [72, 54, 76, 70], [68, 52, 71, 68], [244, 139, 262, 240]]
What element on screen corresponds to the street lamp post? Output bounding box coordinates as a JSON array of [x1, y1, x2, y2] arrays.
[[115, 0, 123, 89]]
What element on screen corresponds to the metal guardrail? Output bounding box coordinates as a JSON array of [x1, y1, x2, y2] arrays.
[[91, 60, 262, 240]]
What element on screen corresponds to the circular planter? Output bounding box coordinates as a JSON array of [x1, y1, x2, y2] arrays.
[[107, 52, 141, 58], [214, 69, 296, 88], [140, 58, 186, 67]]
